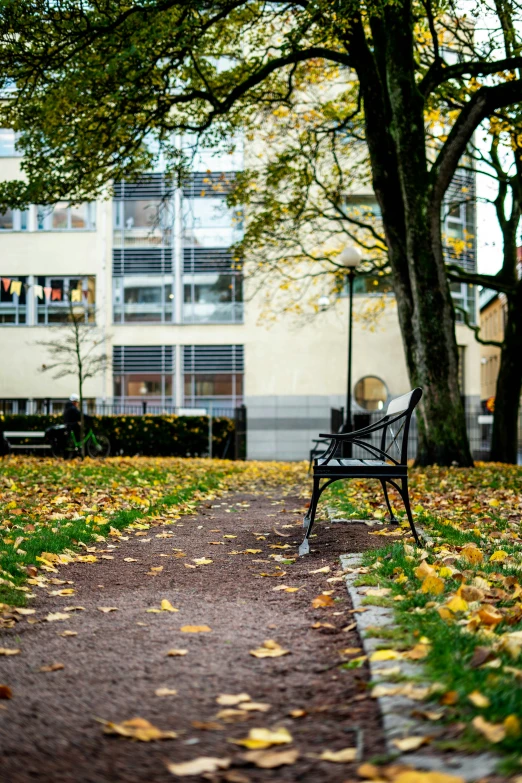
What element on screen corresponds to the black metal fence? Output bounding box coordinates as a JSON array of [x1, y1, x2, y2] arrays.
[[0, 398, 237, 419]]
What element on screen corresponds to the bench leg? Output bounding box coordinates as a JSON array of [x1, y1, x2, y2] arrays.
[[399, 478, 421, 546], [380, 480, 400, 525], [300, 478, 320, 555]]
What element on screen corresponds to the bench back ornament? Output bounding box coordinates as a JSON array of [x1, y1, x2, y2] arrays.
[[300, 387, 423, 556]]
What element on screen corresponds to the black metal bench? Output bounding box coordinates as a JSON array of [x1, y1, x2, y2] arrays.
[[300, 388, 422, 555], [2, 430, 52, 452]]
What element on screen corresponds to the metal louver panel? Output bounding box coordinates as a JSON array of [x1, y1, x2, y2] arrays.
[[183, 345, 244, 374], [113, 174, 174, 200], [113, 248, 173, 275], [182, 171, 236, 197], [183, 248, 242, 274], [113, 346, 174, 373]]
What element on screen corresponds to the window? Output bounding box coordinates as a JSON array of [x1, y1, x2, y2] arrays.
[[183, 197, 241, 248], [183, 249, 243, 324], [113, 199, 172, 247], [37, 202, 96, 230], [36, 276, 95, 324], [0, 276, 27, 324], [113, 275, 174, 323], [344, 195, 382, 219], [0, 208, 28, 230], [451, 282, 476, 324], [113, 346, 174, 405], [354, 376, 388, 411], [353, 275, 393, 295], [183, 345, 244, 407], [0, 128, 22, 157], [112, 248, 175, 323]]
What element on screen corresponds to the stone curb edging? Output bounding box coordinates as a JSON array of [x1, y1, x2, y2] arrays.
[[341, 552, 499, 782]]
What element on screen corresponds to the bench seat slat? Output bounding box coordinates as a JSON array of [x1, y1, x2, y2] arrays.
[[3, 431, 47, 438]]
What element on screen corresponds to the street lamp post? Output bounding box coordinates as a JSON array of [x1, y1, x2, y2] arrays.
[[339, 246, 361, 456]]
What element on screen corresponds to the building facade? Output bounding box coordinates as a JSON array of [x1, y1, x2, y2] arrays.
[[0, 130, 482, 459]]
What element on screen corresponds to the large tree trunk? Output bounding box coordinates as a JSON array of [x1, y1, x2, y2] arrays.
[[351, 6, 473, 466], [491, 282, 522, 462]]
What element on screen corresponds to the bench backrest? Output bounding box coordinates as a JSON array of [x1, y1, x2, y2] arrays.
[[381, 388, 422, 465]]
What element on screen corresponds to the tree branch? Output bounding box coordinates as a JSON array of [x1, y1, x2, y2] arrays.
[[420, 55, 522, 97]]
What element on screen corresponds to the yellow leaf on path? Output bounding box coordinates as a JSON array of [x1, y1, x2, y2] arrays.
[[241, 747, 299, 768], [364, 588, 391, 597], [467, 691, 490, 708], [472, 715, 506, 743], [165, 757, 230, 776], [101, 717, 177, 741], [45, 613, 70, 622], [460, 545, 483, 565], [155, 688, 178, 697], [13, 607, 36, 616], [124, 558, 138, 562], [215, 708, 251, 723], [0, 648, 21, 656], [250, 640, 290, 658], [229, 727, 292, 749], [216, 693, 251, 706], [239, 702, 271, 712], [339, 647, 362, 656], [39, 662, 64, 672], [289, 709, 306, 718], [242, 549, 262, 554], [146, 609, 162, 614], [319, 748, 357, 762], [312, 593, 334, 608], [392, 735, 431, 751], [180, 625, 211, 633], [193, 558, 213, 565], [489, 550, 508, 562], [309, 566, 330, 574], [166, 649, 188, 657], [446, 595, 468, 613], [421, 575, 444, 595], [160, 600, 179, 613], [370, 649, 401, 662], [272, 585, 299, 592], [59, 630, 78, 637], [97, 607, 119, 613]]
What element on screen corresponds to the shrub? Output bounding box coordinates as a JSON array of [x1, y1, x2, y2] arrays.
[[0, 414, 236, 458]]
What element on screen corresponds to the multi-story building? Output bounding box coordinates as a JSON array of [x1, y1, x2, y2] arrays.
[[0, 129, 482, 459]]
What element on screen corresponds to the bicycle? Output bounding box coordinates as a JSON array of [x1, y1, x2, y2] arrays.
[[48, 424, 111, 459]]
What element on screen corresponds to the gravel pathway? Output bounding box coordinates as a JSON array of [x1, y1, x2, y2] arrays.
[[0, 488, 384, 783]]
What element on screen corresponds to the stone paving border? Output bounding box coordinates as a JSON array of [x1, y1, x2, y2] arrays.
[[341, 551, 499, 781]]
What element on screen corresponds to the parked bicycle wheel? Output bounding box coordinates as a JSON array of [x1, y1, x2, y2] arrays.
[[86, 434, 110, 458]]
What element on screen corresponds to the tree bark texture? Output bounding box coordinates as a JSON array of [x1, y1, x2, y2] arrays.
[[491, 283, 522, 463]]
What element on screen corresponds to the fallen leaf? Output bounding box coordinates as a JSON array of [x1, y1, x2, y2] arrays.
[[217, 693, 251, 706], [393, 773, 464, 783], [467, 690, 490, 708], [339, 647, 362, 656], [446, 595, 468, 613], [370, 649, 401, 662], [239, 702, 271, 712], [489, 550, 508, 562], [193, 558, 213, 565], [242, 747, 299, 768], [97, 607, 119, 613], [414, 561, 436, 579], [504, 714, 521, 737], [392, 735, 431, 751], [403, 643, 430, 660], [160, 600, 179, 613], [0, 685, 12, 699], [229, 727, 292, 749], [312, 594, 335, 608], [124, 558, 138, 563], [180, 625, 211, 633], [215, 708, 252, 723], [440, 691, 459, 705], [472, 715, 506, 743], [39, 663, 64, 672], [166, 649, 188, 657], [320, 747, 357, 762], [309, 566, 330, 574], [59, 630, 78, 637], [478, 606, 503, 625], [45, 612, 70, 622], [155, 688, 178, 697], [272, 585, 300, 593], [0, 648, 20, 656], [469, 646, 496, 668], [421, 575, 445, 595], [249, 640, 290, 658], [100, 716, 177, 741], [165, 757, 230, 776], [289, 709, 306, 718], [460, 545, 483, 565]]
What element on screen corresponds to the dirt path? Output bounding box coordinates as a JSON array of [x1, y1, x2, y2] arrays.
[[0, 488, 384, 782]]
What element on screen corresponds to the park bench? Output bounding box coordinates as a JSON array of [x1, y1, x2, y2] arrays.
[[300, 387, 422, 555], [2, 430, 52, 452]]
